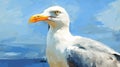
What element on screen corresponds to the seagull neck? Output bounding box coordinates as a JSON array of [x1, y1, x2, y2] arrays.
[[48, 26, 72, 36], [47, 25, 72, 43]]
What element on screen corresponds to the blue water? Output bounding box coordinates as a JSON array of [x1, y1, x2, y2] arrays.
[[0, 59, 49, 67], [0, 43, 49, 67]]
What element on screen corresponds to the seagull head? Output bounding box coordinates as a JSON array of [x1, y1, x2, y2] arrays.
[[29, 6, 70, 28]]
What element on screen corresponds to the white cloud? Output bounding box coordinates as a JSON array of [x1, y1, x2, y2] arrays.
[[96, 0, 120, 31], [5, 52, 21, 56], [0, 52, 21, 59]]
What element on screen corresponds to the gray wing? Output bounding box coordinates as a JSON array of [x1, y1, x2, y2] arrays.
[[65, 37, 120, 67]]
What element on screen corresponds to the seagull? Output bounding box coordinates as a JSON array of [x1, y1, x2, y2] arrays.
[[29, 6, 120, 67]]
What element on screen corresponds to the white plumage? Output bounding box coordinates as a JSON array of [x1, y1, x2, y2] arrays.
[[29, 6, 120, 67]]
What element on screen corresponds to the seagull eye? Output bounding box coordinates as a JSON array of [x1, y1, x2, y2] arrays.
[[54, 10, 61, 15]]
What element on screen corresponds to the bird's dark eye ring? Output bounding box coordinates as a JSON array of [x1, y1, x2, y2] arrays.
[[54, 10, 61, 15]]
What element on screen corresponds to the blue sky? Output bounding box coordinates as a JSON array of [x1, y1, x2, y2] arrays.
[[0, 0, 120, 59]]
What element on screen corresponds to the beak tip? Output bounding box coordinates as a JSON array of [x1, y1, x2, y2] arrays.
[[28, 17, 37, 24], [28, 19, 33, 24]]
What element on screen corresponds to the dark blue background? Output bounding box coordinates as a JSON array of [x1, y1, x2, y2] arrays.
[[0, 59, 49, 67]]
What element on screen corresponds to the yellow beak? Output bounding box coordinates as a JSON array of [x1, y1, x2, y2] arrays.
[[29, 14, 49, 23]]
